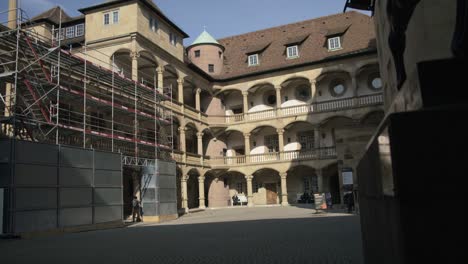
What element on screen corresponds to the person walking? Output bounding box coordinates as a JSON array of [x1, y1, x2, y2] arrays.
[[139, 200, 144, 222], [346, 192, 355, 213], [132, 196, 141, 222], [325, 192, 333, 209]]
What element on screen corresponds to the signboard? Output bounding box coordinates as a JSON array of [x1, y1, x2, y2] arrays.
[[314, 193, 327, 210], [342, 169, 353, 185]]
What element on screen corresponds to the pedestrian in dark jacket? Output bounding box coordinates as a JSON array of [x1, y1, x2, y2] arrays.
[[346, 192, 355, 213]]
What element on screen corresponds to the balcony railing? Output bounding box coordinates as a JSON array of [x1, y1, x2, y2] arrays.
[[209, 147, 337, 167], [186, 152, 202, 164], [163, 93, 382, 126], [208, 93, 383, 125]]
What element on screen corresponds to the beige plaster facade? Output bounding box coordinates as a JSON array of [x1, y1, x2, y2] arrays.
[[12, 1, 385, 214]]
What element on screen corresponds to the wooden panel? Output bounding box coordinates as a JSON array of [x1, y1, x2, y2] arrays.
[[265, 183, 277, 204]]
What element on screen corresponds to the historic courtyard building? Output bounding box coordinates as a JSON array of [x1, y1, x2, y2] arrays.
[[1, 0, 383, 222]]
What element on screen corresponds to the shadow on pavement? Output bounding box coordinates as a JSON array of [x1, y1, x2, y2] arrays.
[[1, 215, 363, 264]]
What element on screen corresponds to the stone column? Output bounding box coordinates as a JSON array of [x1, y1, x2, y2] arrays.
[[280, 172, 289, 206], [131, 52, 139, 82], [8, 0, 17, 29], [157, 67, 164, 92], [177, 78, 184, 104], [316, 168, 324, 193], [337, 163, 344, 205], [277, 128, 285, 153], [244, 133, 251, 159], [195, 88, 201, 111], [275, 85, 282, 108], [246, 175, 254, 207], [179, 127, 187, 163], [197, 132, 204, 156], [242, 91, 249, 114], [198, 175, 206, 209], [311, 80, 317, 102], [3, 83, 12, 136], [181, 176, 189, 213]]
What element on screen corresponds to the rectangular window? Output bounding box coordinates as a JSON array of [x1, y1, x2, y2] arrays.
[[304, 177, 310, 193], [149, 17, 158, 32], [287, 45, 299, 58], [113, 11, 119, 24], [208, 64, 214, 73], [55, 28, 65, 40], [65, 26, 75, 39], [264, 135, 279, 152], [153, 18, 158, 31], [236, 182, 245, 194], [103, 13, 110, 25], [75, 24, 84, 37], [328, 36, 341, 50], [298, 131, 315, 151], [194, 50, 201, 57], [248, 54, 259, 66], [170, 33, 177, 46], [253, 180, 259, 193]]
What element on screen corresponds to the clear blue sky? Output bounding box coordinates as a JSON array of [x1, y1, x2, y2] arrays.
[[1, 0, 368, 45]]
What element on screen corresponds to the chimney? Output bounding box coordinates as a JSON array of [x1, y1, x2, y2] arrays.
[[8, 0, 17, 29]]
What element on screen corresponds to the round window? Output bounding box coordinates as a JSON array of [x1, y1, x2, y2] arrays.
[[329, 80, 346, 97], [333, 84, 345, 95], [368, 73, 382, 90]]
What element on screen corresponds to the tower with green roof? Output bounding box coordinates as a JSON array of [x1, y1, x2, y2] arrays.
[[187, 30, 225, 76]]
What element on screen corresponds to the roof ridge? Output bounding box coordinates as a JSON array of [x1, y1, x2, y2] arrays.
[[217, 11, 365, 42], [30, 5, 72, 23]]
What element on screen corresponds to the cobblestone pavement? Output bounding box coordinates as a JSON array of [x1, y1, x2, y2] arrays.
[[1, 206, 363, 264]]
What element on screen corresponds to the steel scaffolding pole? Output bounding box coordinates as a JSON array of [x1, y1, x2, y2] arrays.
[[154, 71, 157, 160], [112, 54, 115, 152], [55, 10, 62, 145], [83, 45, 87, 148], [11, 7, 20, 139], [134, 81, 137, 157], [0, 5, 175, 162]]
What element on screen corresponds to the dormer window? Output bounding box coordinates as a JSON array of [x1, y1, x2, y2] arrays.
[[245, 42, 270, 65], [287, 45, 299, 59], [248, 54, 259, 66], [328, 36, 341, 51]]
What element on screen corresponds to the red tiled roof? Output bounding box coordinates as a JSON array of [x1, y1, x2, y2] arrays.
[[216, 11, 376, 79]]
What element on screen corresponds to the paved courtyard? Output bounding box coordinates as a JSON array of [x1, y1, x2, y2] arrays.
[[1, 206, 363, 264]]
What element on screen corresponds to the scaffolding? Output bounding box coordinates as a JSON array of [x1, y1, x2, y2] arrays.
[[0, 7, 175, 165]]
